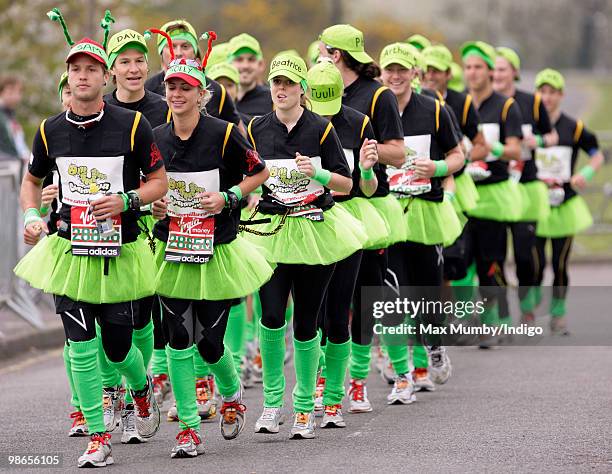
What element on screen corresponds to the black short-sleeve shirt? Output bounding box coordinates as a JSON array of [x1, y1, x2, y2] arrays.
[[104, 89, 170, 129], [237, 84, 273, 122]]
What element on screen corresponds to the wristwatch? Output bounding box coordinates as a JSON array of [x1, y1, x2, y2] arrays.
[[225, 190, 240, 210], [127, 190, 142, 211]]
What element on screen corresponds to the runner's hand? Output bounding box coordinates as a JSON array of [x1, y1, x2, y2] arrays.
[[246, 193, 260, 210], [414, 158, 436, 178], [152, 197, 168, 220], [524, 135, 538, 150], [295, 153, 315, 177], [90, 195, 124, 220], [570, 173, 587, 190], [359, 138, 378, 170], [24, 220, 48, 246], [41, 185, 59, 215], [199, 192, 225, 214]]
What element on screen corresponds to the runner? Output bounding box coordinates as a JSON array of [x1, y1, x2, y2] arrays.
[[318, 24, 407, 414], [14, 8, 166, 467], [533, 68, 604, 334], [242, 53, 365, 439], [149, 30, 273, 457]]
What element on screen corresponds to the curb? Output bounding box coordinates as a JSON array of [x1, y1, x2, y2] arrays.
[[0, 320, 65, 361]]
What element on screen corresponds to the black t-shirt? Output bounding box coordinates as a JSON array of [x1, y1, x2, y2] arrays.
[[153, 114, 265, 245], [237, 84, 273, 121], [399, 92, 459, 202], [343, 76, 404, 197], [474, 91, 523, 185], [29, 104, 165, 243], [144, 71, 242, 126], [104, 89, 169, 129], [444, 89, 480, 141], [513, 89, 553, 183], [331, 105, 377, 202], [248, 108, 350, 214], [549, 113, 599, 203]]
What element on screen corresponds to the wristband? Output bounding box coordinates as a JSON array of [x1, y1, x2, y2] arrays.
[[24, 208, 43, 227], [253, 185, 263, 194], [220, 192, 229, 204], [444, 190, 455, 202], [313, 168, 332, 186], [491, 141, 505, 158], [229, 185, 243, 201], [578, 165, 596, 182], [119, 192, 129, 212], [535, 134, 545, 148], [358, 163, 375, 180], [433, 160, 449, 177], [39, 205, 49, 215]]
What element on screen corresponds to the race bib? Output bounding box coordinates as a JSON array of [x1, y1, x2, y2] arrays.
[[56, 156, 124, 207], [165, 171, 220, 263], [521, 124, 534, 160], [535, 146, 572, 184], [466, 161, 491, 182], [387, 135, 432, 196], [265, 157, 324, 206], [70, 206, 122, 257], [481, 123, 501, 162]]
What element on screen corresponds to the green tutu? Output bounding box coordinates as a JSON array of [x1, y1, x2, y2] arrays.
[[398, 196, 462, 247], [368, 194, 407, 248], [155, 236, 275, 301], [455, 172, 479, 213], [338, 198, 389, 250], [536, 195, 593, 238], [241, 204, 366, 265], [14, 235, 156, 304], [518, 180, 550, 222], [467, 179, 524, 222]]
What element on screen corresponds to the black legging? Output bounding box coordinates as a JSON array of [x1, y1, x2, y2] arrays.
[[260, 263, 335, 342], [535, 236, 573, 300], [150, 295, 168, 351], [159, 297, 233, 364]]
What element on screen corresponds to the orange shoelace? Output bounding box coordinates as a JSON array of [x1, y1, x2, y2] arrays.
[[220, 402, 246, 423], [413, 368, 428, 379], [324, 404, 341, 416], [296, 413, 309, 425], [195, 379, 210, 402]]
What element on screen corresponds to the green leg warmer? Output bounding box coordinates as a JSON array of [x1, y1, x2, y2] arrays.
[[95, 323, 122, 388], [167, 345, 200, 430], [193, 347, 211, 378], [224, 300, 247, 374], [206, 348, 240, 397], [550, 297, 566, 318], [107, 344, 147, 393], [292, 334, 321, 413], [151, 348, 169, 376], [349, 341, 371, 380], [412, 342, 428, 369], [132, 319, 154, 371], [259, 322, 286, 408], [69, 339, 105, 433], [63, 342, 80, 410], [321, 339, 350, 406]]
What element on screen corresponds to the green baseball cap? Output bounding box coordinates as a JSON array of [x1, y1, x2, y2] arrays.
[[107, 29, 148, 68], [274, 49, 302, 60], [207, 42, 231, 68], [460, 41, 496, 69], [406, 34, 431, 51], [422, 44, 452, 72], [380, 42, 419, 69], [535, 68, 565, 91], [448, 62, 465, 92], [319, 24, 373, 64], [496, 46, 521, 80], [164, 58, 206, 88], [307, 60, 343, 116], [307, 40, 320, 66], [229, 33, 263, 59], [157, 20, 199, 57], [208, 62, 239, 84], [268, 53, 308, 84], [58, 71, 68, 102]]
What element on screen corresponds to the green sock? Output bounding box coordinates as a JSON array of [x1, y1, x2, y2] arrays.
[[151, 348, 169, 375], [69, 339, 105, 433], [207, 348, 240, 397], [412, 343, 428, 369], [63, 343, 80, 410], [259, 322, 286, 408], [349, 341, 371, 380], [193, 347, 211, 378], [245, 317, 255, 343], [108, 344, 147, 393], [533, 286, 542, 307], [167, 345, 200, 430], [322, 339, 350, 406], [519, 287, 536, 314], [384, 343, 409, 376], [224, 301, 247, 375], [285, 299, 294, 324], [95, 323, 122, 388], [550, 297, 566, 318], [133, 320, 154, 371], [252, 292, 262, 339], [292, 334, 321, 413], [318, 338, 327, 378], [480, 303, 500, 326]]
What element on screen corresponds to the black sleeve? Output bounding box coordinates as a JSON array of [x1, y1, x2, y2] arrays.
[[321, 124, 351, 178], [223, 125, 265, 176], [503, 101, 523, 140], [371, 88, 404, 142], [361, 118, 376, 141], [444, 103, 463, 140], [28, 125, 53, 179], [536, 96, 553, 135], [133, 115, 165, 175], [576, 122, 599, 155], [437, 104, 460, 154], [463, 99, 480, 141]]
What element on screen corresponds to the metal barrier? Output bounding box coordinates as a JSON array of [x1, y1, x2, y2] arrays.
[[0, 162, 44, 329]]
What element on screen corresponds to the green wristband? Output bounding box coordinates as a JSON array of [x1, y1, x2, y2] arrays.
[[535, 134, 545, 147], [313, 168, 332, 186], [491, 141, 505, 158], [220, 192, 229, 204], [254, 185, 263, 194], [444, 190, 455, 202], [579, 165, 596, 182], [119, 192, 129, 212], [359, 163, 375, 180], [39, 205, 49, 215], [433, 160, 449, 177], [24, 208, 42, 227], [229, 185, 243, 200]]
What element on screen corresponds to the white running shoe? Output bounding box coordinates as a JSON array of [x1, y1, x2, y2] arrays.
[[77, 433, 113, 468], [219, 387, 246, 440], [314, 376, 325, 417], [171, 427, 205, 458], [381, 356, 395, 385], [121, 404, 146, 444], [255, 407, 284, 434], [152, 374, 171, 406], [290, 412, 316, 439], [196, 377, 217, 421], [320, 405, 346, 428], [348, 379, 373, 413], [387, 373, 416, 405], [412, 368, 436, 392], [167, 402, 178, 422], [102, 386, 124, 432], [428, 346, 452, 384], [68, 411, 89, 437], [130, 375, 161, 438]]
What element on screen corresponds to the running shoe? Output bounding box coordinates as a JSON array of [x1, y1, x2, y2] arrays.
[[68, 411, 88, 437], [314, 376, 325, 417], [255, 407, 284, 434], [131, 375, 161, 438], [290, 412, 316, 439], [381, 356, 395, 385], [387, 373, 416, 405], [152, 374, 171, 406], [219, 388, 246, 440], [412, 368, 436, 392], [77, 433, 113, 468], [121, 404, 145, 444], [320, 404, 346, 428], [102, 386, 124, 432], [429, 346, 452, 384], [167, 402, 178, 422], [550, 316, 570, 336], [171, 427, 205, 458], [196, 377, 216, 421], [348, 379, 373, 413]]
